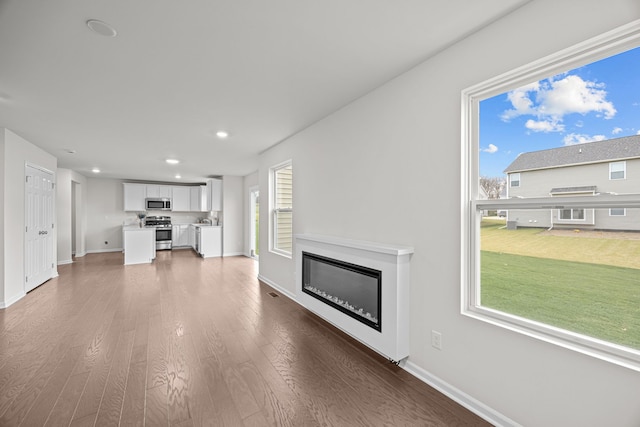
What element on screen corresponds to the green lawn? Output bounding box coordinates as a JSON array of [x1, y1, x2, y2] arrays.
[[480, 220, 640, 350]]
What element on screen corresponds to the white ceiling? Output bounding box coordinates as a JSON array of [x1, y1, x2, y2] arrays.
[[0, 0, 528, 183]]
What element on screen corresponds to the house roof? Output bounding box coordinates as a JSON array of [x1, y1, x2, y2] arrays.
[[504, 134, 640, 173]]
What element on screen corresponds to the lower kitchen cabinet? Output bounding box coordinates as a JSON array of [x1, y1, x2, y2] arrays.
[[123, 226, 155, 265], [171, 224, 190, 248], [195, 225, 222, 258]]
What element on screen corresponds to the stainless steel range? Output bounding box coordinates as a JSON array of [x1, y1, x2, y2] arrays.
[[145, 216, 172, 250]]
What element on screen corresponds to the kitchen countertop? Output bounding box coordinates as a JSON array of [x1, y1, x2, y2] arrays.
[[123, 225, 152, 231]]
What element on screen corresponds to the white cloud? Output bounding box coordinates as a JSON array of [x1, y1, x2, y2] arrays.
[[563, 133, 606, 145], [525, 119, 564, 133], [612, 127, 623, 134], [483, 144, 498, 153], [501, 75, 616, 132]]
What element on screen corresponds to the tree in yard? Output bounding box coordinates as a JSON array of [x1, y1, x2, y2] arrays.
[[480, 176, 505, 199]]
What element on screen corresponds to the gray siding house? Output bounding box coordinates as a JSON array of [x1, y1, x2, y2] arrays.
[[503, 135, 640, 230]]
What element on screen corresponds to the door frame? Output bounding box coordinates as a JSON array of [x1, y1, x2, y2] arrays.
[[24, 162, 56, 293]]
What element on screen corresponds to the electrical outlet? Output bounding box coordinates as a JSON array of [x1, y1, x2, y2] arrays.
[[431, 330, 442, 350]]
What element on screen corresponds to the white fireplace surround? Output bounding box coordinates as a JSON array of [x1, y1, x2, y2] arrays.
[[295, 234, 413, 361]]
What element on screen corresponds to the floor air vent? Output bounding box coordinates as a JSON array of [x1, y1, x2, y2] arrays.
[[268, 292, 279, 298]]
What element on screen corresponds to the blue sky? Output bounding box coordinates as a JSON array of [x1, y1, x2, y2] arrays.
[[479, 46, 640, 177]]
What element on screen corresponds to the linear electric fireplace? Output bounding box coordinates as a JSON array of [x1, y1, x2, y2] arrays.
[[302, 252, 382, 331], [296, 234, 413, 362]]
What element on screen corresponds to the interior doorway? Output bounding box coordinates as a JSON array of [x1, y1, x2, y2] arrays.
[[250, 187, 259, 259]]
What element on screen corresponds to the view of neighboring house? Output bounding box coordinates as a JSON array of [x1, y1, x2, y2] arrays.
[[503, 134, 640, 230]]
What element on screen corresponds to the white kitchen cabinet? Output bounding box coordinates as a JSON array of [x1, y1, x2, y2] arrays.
[[172, 224, 190, 247], [123, 226, 155, 264], [147, 184, 172, 198], [207, 178, 222, 211], [172, 186, 190, 212], [190, 186, 207, 212], [123, 183, 146, 211], [197, 226, 222, 258], [188, 225, 196, 249]]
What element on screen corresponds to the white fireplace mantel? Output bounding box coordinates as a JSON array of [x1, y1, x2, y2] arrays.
[[295, 234, 414, 361]]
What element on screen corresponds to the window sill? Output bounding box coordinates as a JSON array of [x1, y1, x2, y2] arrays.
[[462, 306, 640, 373]]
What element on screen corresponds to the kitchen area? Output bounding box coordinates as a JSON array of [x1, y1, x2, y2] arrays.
[[122, 179, 224, 265]]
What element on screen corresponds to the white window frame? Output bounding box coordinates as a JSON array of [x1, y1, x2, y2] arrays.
[[509, 173, 520, 188], [610, 161, 626, 180], [270, 160, 293, 258], [461, 20, 640, 372], [558, 208, 585, 221], [609, 208, 626, 216]]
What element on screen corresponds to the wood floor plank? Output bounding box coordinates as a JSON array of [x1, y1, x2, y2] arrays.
[[94, 329, 135, 426], [0, 252, 489, 427], [17, 345, 85, 427]]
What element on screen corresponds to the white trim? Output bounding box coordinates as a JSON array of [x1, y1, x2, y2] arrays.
[[462, 19, 640, 372], [86, 248, 123, 254], [74, 251, 87, 258], [0, 292, 26, 309], [295, 233, 414, 256], [222, 251, 245, 257], [257, 274, 296, 300], [403, 361, 521, 427], [58, 259, 74, 265]]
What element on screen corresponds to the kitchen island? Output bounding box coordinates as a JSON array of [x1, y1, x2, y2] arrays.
[[122, 226, 156, 265]]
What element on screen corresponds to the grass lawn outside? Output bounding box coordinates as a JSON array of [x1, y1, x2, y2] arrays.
[[480, 219, 640, 350]]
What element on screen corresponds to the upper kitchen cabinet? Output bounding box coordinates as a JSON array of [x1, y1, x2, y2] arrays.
[[190, 186, 205, 212], [172, 186, 191, 212], [208, 178, 222, 211], [123, 183, 146, 211], [146, 184, 172, 198]]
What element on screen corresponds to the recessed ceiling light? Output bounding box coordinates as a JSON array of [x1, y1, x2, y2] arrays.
[[175, 174, 181, 179], [166, 158, 180, 165], [91, 168, 100, 173], [86, 19, 117, 37], [216, 131, 229, 139]]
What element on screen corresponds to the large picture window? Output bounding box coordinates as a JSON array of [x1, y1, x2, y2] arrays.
[[271, 161, 293, 257], [462, 20, 640, 371]]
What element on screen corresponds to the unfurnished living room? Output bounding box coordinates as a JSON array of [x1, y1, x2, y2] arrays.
[[1, 1, 640, 426]]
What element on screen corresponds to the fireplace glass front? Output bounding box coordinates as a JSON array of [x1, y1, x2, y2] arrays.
[[302, 251, 382, 331]]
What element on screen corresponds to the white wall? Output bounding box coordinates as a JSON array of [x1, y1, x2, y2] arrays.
[[256, 2, 640, 426], [0, 128, 57, 307], [222, 175, 244, 256]]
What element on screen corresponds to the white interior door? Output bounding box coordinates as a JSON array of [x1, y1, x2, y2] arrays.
[[25, 165, 55, 292]]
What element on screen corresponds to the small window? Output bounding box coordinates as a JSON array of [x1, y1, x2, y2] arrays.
[[559, 208, 585, 220], [610, 161, 626, 180], [510, 173, 520, 188], [610, 208, 626, 216], [271, 161, 293, 256]]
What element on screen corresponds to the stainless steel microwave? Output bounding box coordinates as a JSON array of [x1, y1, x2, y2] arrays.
[[145, 198, 172, 211]]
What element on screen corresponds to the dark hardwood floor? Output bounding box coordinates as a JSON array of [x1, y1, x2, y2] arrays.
[[0, 250, 490, 426]]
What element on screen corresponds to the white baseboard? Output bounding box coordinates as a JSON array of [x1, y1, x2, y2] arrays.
[[402, 361, 519, 426], [74, 251, 87, 258], [257, 273, 517, 427], [223, 251, 245, 257], [58, 259, 73, 265], [86, 248, 123, 254], [257, 274, 296, 300], [0, 292, 26, 309]]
